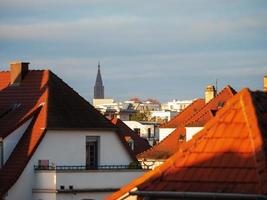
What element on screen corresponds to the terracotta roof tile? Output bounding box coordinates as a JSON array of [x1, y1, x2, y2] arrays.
[[107, 89, 267, 199], [138, 86, 236, 160]]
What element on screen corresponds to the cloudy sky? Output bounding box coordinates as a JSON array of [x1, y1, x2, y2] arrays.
[[0, 0, 266, 102]]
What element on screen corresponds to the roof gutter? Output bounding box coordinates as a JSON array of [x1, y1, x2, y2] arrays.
[[129, 191, 267, 200]]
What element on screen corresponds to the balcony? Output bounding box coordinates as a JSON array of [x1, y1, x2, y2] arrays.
[[34, 164, 142, 171], [33, 164, 148, 197]]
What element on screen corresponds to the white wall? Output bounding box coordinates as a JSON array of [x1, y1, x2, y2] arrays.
[[151, 111, 177, 121], [4, 129, 134, 200], [3, 117, 32, 163], [159, 128, 175, 141], [185, 127, 203, 141], [124, 121, 154, 138], [57, 192, 110, 200], [33, 130, 132, 166], [32, 170, 147, 200]]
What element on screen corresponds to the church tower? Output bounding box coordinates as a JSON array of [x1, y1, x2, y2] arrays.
[[94, 62, 104, 99]]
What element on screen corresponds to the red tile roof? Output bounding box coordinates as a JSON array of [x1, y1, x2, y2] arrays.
[[185, 85, 236, 126], [138, 86, 236, 160], [160, 99, 205, 128], [111, 118, 151, 155], [107, 88, 267, 200], [0, 68, 135, 196]]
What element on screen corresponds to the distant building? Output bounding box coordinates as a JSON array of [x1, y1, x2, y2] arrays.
[[123, 121, 159, 146], [94, 62, 104, 99], [161, 99, 193, 112], [150, 110, 177, 123]]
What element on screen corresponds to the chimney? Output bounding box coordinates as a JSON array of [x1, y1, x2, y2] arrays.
[[10, 62, 29, 86], [264, 76, 267, 92], [205, 85, 216, 103]]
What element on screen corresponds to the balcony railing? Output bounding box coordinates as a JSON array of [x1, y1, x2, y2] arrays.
[[34, 164, 142, 171]]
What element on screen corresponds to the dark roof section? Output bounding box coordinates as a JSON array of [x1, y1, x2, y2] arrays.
[[111, 118, 151, 155], [138, 86, 236, 160], [47, 71, 115, 130], [107, 89, 267, 200]]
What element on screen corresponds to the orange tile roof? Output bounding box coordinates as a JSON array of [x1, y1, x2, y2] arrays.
[[107, 88, 267, 199], [0, 68, 135, 196], [185, 85, 236, 126], [138, 86, 236, 160], [111, 118, 151, 156], [137, 127, 186, 160], [160, 99, 205, 128]]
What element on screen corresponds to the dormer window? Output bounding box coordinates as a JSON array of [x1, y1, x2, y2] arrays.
[[179, 134, 186, 142]]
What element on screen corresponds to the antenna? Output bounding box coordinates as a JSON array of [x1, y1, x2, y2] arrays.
[[215, 79, 218, 95]]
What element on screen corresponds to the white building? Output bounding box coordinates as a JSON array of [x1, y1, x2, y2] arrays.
[[123, 121, 159, 146], [161, 99, 194, 112], [0, 62, 147, 200], [150, 110, 177, 122]]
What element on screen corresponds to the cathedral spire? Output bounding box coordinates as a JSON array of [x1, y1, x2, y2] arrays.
[[94, 62, 104, 99]]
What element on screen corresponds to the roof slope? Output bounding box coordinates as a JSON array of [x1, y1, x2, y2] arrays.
[[0, 69, 131, 196], [185, 86, 236, 126], [0, 70, 49, 196], [160, 99, 205, 128], [107, 89, 267, 199], [47, 71, 114, 129], [138, 86, 236, 160], [111, 118, 151, 155]]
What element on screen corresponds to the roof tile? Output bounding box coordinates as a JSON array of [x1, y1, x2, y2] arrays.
[[107, 89, 267, 199]]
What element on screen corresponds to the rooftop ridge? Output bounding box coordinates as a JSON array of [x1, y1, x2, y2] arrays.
[[184, 85, 236, 125]]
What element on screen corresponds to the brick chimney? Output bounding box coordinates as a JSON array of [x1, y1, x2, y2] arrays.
[[205, 85, 216, 103], [10, 62, 29, 86], [264, 76, 267, 92]]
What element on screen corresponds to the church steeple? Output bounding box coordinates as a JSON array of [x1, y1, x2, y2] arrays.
[[94, 62, 104, 99]]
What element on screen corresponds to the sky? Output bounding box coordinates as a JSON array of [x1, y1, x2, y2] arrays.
[[0, 0, 267, 102]]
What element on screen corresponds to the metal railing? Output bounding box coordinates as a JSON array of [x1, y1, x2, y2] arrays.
[[34, 164, 141, 171]]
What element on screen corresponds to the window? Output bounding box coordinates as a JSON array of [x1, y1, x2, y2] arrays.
[[147, 128, 151, 138], [0, 141, 3, 168], [128, 139, 134, 150], [179, 134, 186, 142], [86, 136, 99, 169], [134, 128, 140, 136]]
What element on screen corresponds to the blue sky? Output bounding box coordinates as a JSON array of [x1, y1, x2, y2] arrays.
[[0, 0, 267, 102]]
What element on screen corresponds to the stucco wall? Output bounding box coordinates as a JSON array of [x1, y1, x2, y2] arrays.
[[3, 117, 32, 164], [124, 121, 154, 138], [158, 128, 175, 141], [4, 129, 134, 200], [185, 127, 203, 141]]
